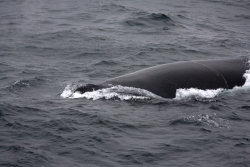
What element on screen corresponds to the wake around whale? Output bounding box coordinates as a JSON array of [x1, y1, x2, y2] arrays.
[[74, 58, 250, 99]]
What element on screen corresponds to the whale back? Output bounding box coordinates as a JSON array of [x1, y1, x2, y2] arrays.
[[103, 58, 249, 98]]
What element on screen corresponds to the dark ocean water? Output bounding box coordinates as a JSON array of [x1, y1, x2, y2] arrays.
[[1, 0, 250, 166]]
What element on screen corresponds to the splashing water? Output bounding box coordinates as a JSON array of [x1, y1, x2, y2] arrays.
[[242, 70, 250, 87], [174, 88, 224, 100], [61, 85, 160, 100]]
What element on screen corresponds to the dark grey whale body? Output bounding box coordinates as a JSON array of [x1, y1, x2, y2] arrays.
[[75, 58, 249, 98]]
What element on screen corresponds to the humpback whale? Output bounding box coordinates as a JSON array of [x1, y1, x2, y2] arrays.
[[74, 58, 249, 98]]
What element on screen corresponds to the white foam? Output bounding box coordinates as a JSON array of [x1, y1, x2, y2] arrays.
[[60, 84, 75, 98], [61, 85, 160, 100], [224, 69, 250, 93], [175, 88, 224, 100], [242, 69, 250, 87]]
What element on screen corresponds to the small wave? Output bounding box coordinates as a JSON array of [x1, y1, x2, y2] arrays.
[[183, 113, 232, 128], [101, 3, 131, 12], [171, 113, 232, 129], [94, 60, 118, 66], [124, 12, 175, 28], [149, 13, 173, 21], [235, 14, 250, 19], [7, 77, 47, 92]]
